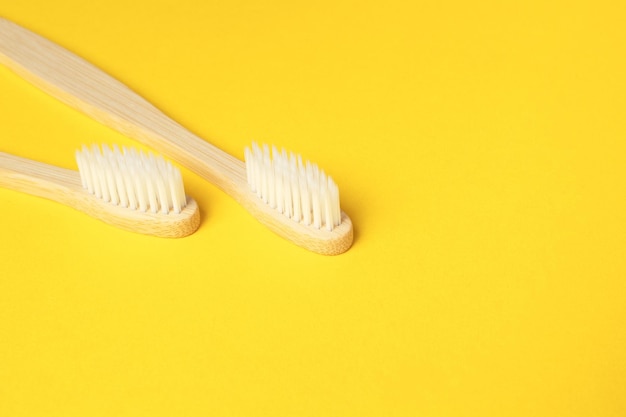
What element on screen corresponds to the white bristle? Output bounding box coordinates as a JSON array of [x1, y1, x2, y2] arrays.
[[75, 144, 187, 214], [244, 141, 342, 230]]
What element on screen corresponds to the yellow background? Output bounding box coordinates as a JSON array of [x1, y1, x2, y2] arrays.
[[1, 1, 625, 416]]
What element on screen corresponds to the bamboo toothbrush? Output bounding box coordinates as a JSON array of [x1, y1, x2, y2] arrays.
[[0, 18, 353, 255], [0, 145, 200, 237]]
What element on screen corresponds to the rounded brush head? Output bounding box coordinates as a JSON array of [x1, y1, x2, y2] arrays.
[[243, 142, 353, 255], [74, 144, 200, 237], [244, 142, 342, 232], [75, 144, 188, 215]]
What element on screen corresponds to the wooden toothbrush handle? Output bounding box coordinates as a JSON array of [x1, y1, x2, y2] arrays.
[[0, 151, 82, 204], [0, 152, 200, 237], [0, 18, 246, 196]]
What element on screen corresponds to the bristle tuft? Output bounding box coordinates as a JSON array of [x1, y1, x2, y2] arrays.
[[75, 144, 187, 214], [244, 142, 341, 230]]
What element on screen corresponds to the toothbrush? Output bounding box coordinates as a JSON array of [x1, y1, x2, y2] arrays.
[[0, 145, 200, 238], [0, 18, 353, 255]]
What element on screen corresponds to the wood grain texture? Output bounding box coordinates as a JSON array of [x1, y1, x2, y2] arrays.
[[0, 152, 200, 238], [0, 18, 353, 255]]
